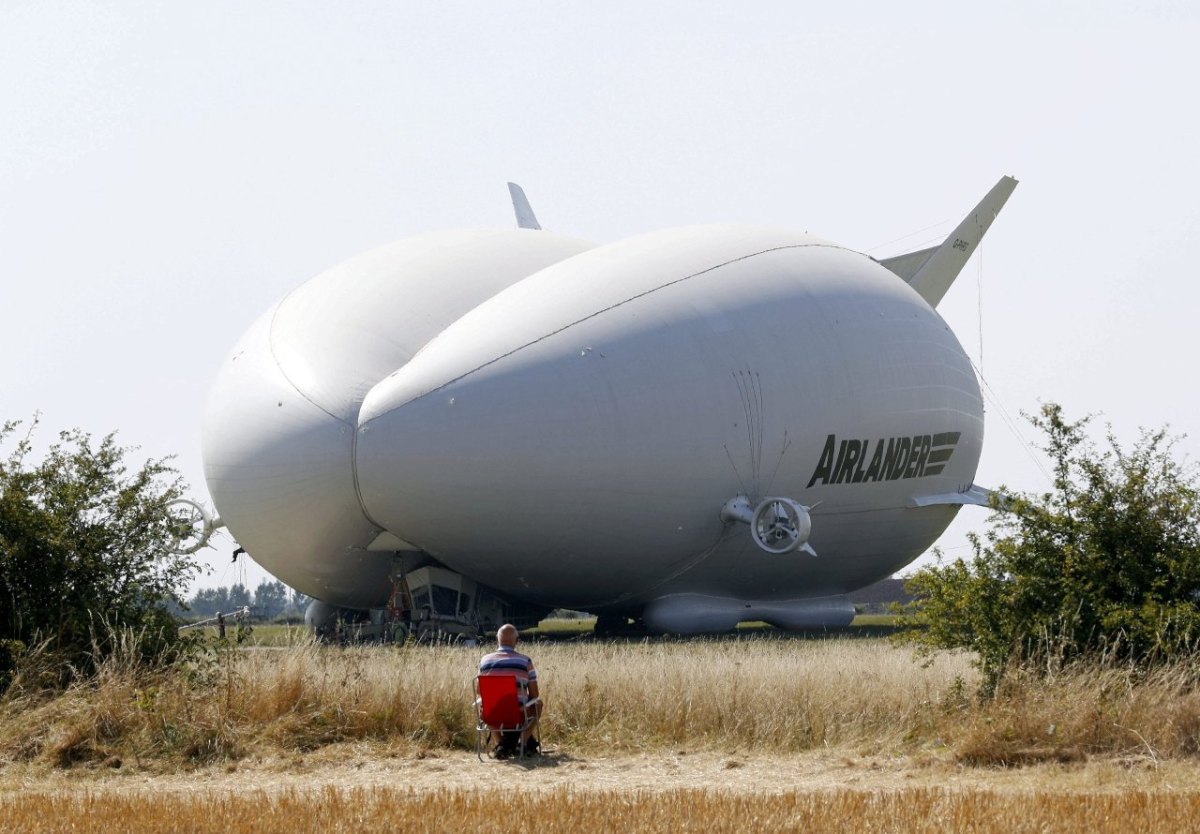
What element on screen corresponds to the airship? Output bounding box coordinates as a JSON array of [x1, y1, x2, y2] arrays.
[[189, 176, 1017, 636]]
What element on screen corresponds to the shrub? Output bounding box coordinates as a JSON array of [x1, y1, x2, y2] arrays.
[[0, 417, 200, 689], [900, 403, 1200, 691]]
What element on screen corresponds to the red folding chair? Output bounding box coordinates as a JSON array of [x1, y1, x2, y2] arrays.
[[474, 674, 541, 760]]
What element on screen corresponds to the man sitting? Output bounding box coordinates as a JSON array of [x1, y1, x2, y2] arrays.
[[479, 623, 542, 757]]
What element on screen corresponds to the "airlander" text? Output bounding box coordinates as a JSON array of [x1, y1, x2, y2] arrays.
[[806, 432, 961, 488]]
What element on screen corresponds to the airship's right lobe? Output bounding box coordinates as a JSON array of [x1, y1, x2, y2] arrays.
[[352, 224, 981, 609]]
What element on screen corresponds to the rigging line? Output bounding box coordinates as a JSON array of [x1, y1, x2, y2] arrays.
[[733, 371, 753, 454], [736, 369, 759, 486], [743, 371, 756, 485], [744, 369, 753, 456], [976, 375, 1027, 449], [237, 546, 249, 591], [975, 371, 1025, 445], [732, 371, 745, 439], [763, 430, 792, 497], [977, 242, 984, 372], [970, 358, 1054, 485], [723, 444, 749, 497], [215, 537, 238, 593], [910, 234, 950, 252], [755, 371, 765, 487], [966, 254, 1048, 484], [873, 235, 950, 261], [865, 217, 953, 253]]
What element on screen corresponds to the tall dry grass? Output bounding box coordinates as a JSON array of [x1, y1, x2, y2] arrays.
[[544, 638, 970, 751], [0, 638, 969, 766], [5, 635, 1200, 768], [954, 662, 1200, 766], [4, 785, 1200, 833]]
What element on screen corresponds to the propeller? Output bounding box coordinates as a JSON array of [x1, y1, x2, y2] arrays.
[[166, 498, 222, 555], [721, 495, 817, 556]]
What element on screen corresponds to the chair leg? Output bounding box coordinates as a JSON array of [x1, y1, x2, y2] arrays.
[[478, 726, 501, 760], [524, 719, 538, 757]]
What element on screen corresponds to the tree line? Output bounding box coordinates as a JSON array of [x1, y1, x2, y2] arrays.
[[180, 580, 310, 622]]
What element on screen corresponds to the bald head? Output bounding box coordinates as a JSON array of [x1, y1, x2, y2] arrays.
[[497, 623, 518, 647]]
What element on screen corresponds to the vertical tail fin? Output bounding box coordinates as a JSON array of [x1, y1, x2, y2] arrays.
[[881, 175, 1018, 307], [507, 182, 542, 230]]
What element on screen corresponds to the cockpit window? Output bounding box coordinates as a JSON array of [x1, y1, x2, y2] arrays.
[[432, 584, 458, 615]]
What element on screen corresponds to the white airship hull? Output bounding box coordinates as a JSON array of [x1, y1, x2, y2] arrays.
[[202, 229, 594, 605], [201, 179, 1015, 633], [356, 226, 981, 611]]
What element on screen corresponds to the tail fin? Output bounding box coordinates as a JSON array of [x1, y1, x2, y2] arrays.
[[881, 175, 1018, 307], [507, 182, 542, 230]]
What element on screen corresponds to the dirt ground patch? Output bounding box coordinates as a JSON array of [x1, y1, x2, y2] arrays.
[[5, 745, 1200, 799]]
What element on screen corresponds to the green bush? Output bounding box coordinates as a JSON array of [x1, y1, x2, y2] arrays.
[[0, 417, 200, 689], [900, 403, 1200, 692]]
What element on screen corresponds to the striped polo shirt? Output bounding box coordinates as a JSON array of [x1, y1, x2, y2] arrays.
[[479, 646, 538, 700]]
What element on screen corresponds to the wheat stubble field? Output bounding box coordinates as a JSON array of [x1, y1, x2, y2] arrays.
[[6, 638, 1200, 831]]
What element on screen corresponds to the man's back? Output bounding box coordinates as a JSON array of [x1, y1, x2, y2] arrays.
[[477, 624, 542, 757], [479, 645, 537, 698]]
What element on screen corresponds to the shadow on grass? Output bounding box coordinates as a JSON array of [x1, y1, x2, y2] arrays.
[[489, 749, 577, 771]]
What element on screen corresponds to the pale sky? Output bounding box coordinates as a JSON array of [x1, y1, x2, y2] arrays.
[[3, 2, 1198, 594]]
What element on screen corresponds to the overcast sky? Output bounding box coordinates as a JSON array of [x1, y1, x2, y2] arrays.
[[3, 2, 1198, 594]]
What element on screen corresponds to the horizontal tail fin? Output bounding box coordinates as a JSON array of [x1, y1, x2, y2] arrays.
[[881, 175, 1018, 307], [906, 484, 992, 508], [878, 244, 937, 283]]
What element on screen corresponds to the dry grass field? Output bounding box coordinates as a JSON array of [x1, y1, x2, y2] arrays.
[[6, 784, 1200, 833], [2, 637, 978, 764], [5, 636, 1200, 830]]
